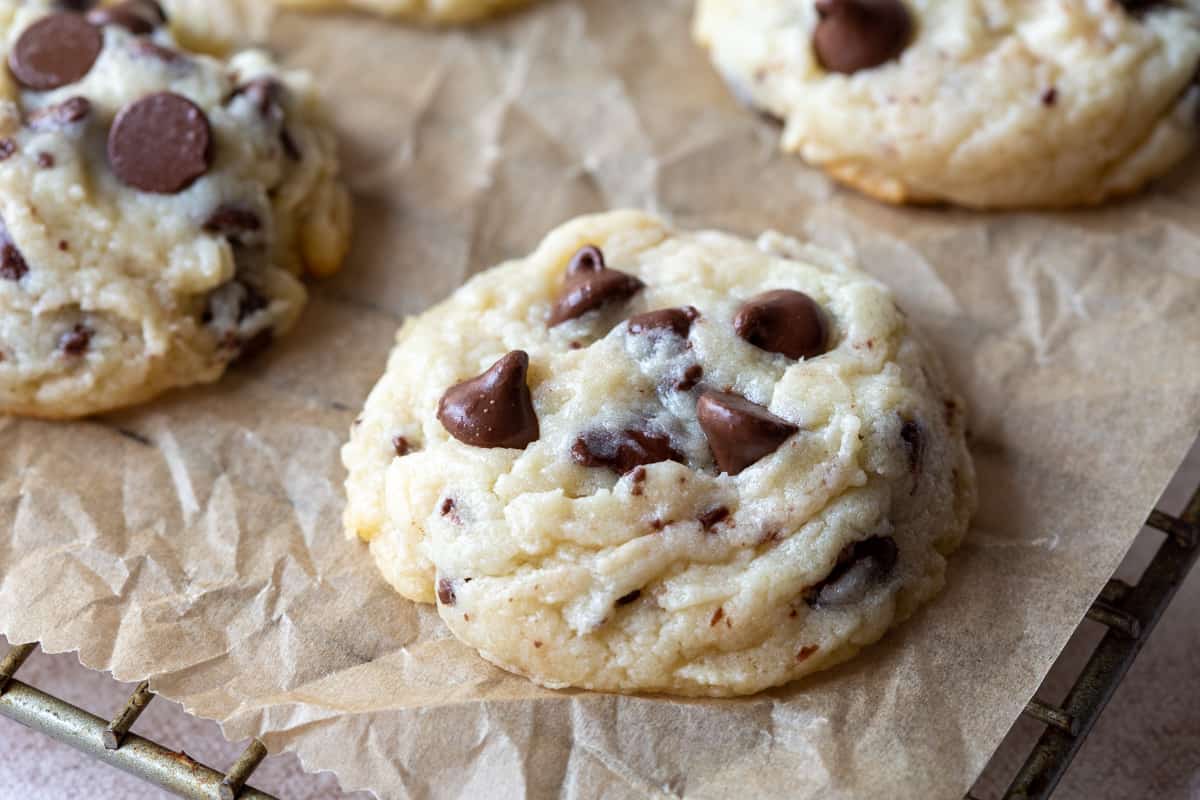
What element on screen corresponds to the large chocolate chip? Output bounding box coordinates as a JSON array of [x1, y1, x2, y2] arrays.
[[108, 92, 212, 193], [697, 390, 799, 475], [807, 536, 898, 608], [86, 0, 165, 33], [9, 13, 104, 91], [436, 578, 456, 606], [438, 351, 540, 449], [548, 245, 644, 326], [813, 0, 912, 75], [734, 289, 828, 360], [571, 426, 684, 475], [628, 306, 699, 338]]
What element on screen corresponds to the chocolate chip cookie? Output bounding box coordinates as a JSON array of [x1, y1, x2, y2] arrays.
[[342, 210, 976, 696], [0, 1, 352, 418], [695, 0, 1200, 208], [273, 0, 532, 24]]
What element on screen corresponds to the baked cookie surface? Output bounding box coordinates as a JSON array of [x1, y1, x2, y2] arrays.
[[694, 0, 1200, 209], [273, 0, 531, 24], [0, 0, 351, 418], [343, 211, 976, 696]]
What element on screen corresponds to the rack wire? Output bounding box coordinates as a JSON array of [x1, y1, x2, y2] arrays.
[[2, 477, 1197, 799]]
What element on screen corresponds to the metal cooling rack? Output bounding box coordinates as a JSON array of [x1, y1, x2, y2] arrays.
[[2, 477, 1198, 800]]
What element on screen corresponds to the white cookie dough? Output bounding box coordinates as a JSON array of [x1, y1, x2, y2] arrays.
[[274, 0, 532, 24], [0, 1, 351, 418], [695, 0, 1200, 208], [343, 211, 976, 696]]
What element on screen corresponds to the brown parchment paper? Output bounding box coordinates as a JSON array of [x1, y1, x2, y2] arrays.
[[3, 1, 1200, 797]]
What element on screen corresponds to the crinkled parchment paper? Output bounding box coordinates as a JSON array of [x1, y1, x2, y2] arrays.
[[3, 1, 1200, 798]]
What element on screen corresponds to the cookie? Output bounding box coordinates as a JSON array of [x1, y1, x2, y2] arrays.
[[0, 1, 352, 418], [273, 0, 532, 24], [342, 211, 976, 696], [694, 0, 1200, 208]]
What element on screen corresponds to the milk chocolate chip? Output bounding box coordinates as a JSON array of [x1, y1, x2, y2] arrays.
[[9, 13, 103, 91], [806, 536, 898, 608], [87, 0, 165, 33], [438, 351, 540, 449], [108, 92, 212, 193], [628, 306, 699, 338], [571, 426, 684, 475], [548, 245, 644, 326], [697, 390, 798, 475], [734, 289, 828, 360], [813, 0, 912, 75]]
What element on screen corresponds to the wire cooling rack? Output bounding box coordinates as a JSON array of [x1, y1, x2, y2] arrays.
[[2, 476, 1197, 800]]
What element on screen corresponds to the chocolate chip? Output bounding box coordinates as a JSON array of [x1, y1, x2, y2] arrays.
[[1118, 0, 1165, 15], [548, 245, 644, 326], [0, 221, 29, 281], [616, 589, 641, 606], [697, 390, 799, 475], [900, 418, 923, 475], [806, 536, 898, 608], [130, 40, 180, 62], [58, 323, 93, 355], [9, 13, 103, 91], [698, 506, 730, 530], [710, 607, 724, 626], [236, 283, 268, 322], [796, 644, 819, 662], [27, 96, 92, 128], [392, 436, 410, 457], [0, 140, 14, 160], [108, 92, 212, 193], [571, 426, 684, 475], [627, 306, 698, 338], [675, 364, 704, 392], [1041, 87, 1058, 106], [86, 0, 165, 33], [36, 152, 54, 168], [438, 351, 540, 449], [439, 497, 455, 516], [279, 129, 301, 161], [734, 289, 828, 360], [231, 328, 273, 364], [436, 578, 456, 606], [203, 205, 261, 241], [630, 465, 647, 496], [230, 77, 284, 118], [813, 0, 912, 75]]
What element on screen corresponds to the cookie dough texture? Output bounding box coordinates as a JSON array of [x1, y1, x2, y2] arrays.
[[273, 0, 531, 24], [0, 1, 351, 418], [694, 0, 1200, 208], [343, 211, 976, 696]]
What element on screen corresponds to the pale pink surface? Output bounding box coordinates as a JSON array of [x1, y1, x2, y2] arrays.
[[3, 440, 1198, 800]]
